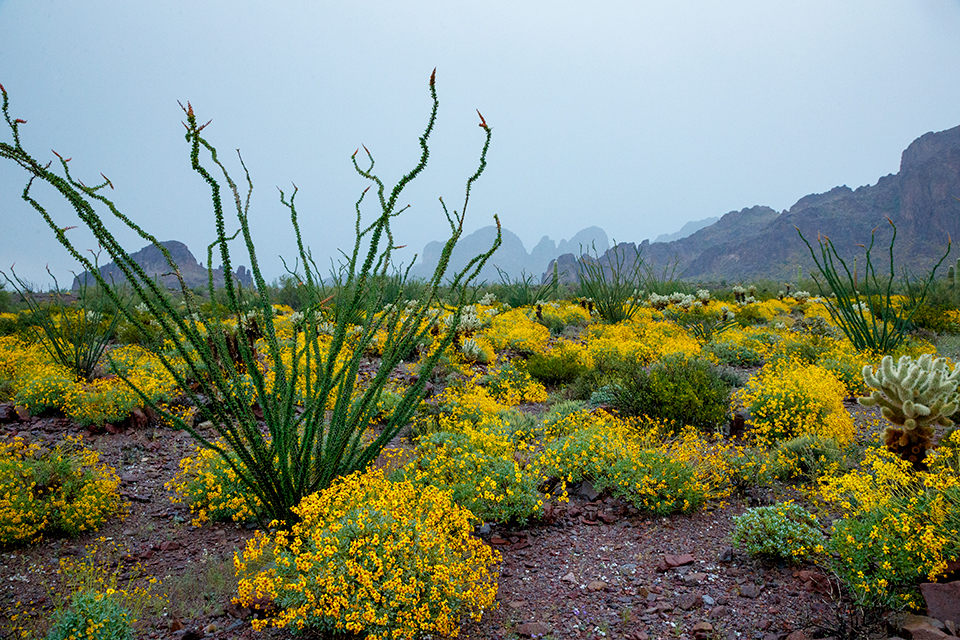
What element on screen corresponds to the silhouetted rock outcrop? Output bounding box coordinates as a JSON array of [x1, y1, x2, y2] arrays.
[[72, 240, 254, 291], [409, 226, 608, 283]]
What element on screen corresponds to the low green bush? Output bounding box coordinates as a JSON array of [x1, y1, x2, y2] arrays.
[[732, 503, 824, 563], [704, 340, 764, 367], [46, 590, 133, 640], [526, 342, 586, 384], [611, 354, 733, 433], [395, 430, 544, 525]]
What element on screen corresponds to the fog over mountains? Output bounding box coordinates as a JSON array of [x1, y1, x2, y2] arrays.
[[542, 123, 960, 284], [74, 123, 960, 290]]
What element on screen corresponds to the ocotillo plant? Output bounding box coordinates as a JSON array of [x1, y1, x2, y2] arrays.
[[796, 219, 949, 354], [0, 71, 501, 529]]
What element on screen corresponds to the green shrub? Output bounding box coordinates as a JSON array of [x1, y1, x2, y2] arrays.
[[596, 452, 705, 515], [542, 425, 704, 514], [908, 303, 959, 334], [526, 341, 586, 384], [828, 486, 960, 610], [46, 590, 133, 640], [396, 430, 544, 525], [233, 469, 500, 637], [773, 435, 842, 481], [704, 340, 764, 367], [732, 503, 824, 563], [611, 353, 733, 433]]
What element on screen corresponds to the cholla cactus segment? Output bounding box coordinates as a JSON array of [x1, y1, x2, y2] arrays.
[[859, 354, 960, 432], [860, 354, 960, 468], [445, 304, 484, 334]]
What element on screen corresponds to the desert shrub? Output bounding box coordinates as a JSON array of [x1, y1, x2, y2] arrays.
[[45, 590, 133, 640], [1, 338, 177, 425], [611, 353, 733, 433], [540, 400, 589, 439], [820, 444, 960, 610], [704, 339, 764, 367], [483, 308, 550, 355], [773, 435, 842, 481], [166, 444, 265, 526], [482, 359, 548, 404], [542, 424, 704, 514], [535, 301, 592, 335], [733, 357, 854, 446], [525, 339, 588, 384], [586, 318, 700, 370], [907, 303, 959, 334], [734, 304, 767, 326], [722, 446, 777, 494], [234, 469, 500, 637], [0, 437, 123, 546], [396, 429, 544, 524], [732, 503, 824, 563]]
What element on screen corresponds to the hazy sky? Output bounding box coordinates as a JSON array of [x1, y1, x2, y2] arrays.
[[2, 1, 960, 286]]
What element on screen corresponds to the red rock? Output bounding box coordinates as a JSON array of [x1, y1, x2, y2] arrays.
[[920, 582, 960, 625], [587, 580, 607, 592], [664, 553, 695, 567], [14, 405, 29, 421], [902, 621, 947, 640], [490, 535, 508, 545]]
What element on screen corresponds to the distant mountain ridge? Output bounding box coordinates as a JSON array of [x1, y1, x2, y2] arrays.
[[653, 216, 719, 243], [545, 124, 960, 283], [408, 226, 609, 282], [72, 240, 254, 291]]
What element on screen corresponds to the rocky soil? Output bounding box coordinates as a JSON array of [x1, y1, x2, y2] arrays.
[[0, 402, 956, 640]]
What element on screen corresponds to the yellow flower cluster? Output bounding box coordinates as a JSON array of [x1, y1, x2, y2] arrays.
[[0, 437, 123, 546], [733, 357, 855, 446], [234, 469, 499, 637], [0, 337, 177, 425], [586, 317, 700, 368], [820, 444, 960, 609], [483, 308, 550, 355], [166, 444, 264, 527]]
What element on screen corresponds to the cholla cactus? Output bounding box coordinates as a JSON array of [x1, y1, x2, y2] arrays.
[[647, 293, 671, 310], [859, 354, 960, 469], [793, 290, 811, 304], [479, 292, 497, 306], [459, 337, 491, 364], [445, 304, 484, 334], [697, 289, 711, 303]]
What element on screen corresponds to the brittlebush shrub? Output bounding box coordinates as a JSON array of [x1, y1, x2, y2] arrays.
[[396, 429, 544, 524], [525, 339, 588, 384], [483, 308, 550, 355], [542, 423, 705, 514], [166, 444, 265, 526], [45, 590, 133, 640], [234, 469, 500, 637], [0, 437, 123, 546], [732, 357, 854, 447], [611, 353, 733, 433], [819, 442, 960, 610]]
